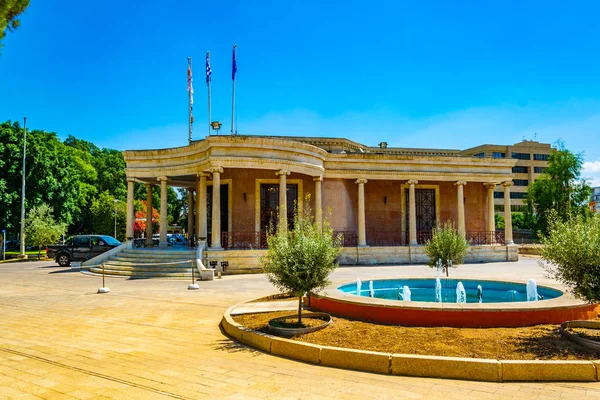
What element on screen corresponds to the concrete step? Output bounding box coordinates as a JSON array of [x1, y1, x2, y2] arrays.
[[88, 267, 193, 278], [106, 257, 195, 266], [121, 249, 196, 257], [98, 264, 195, 273]]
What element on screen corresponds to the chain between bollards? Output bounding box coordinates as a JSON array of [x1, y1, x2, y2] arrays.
[[98, 262, 110, 293], [188, 259, 199, 290]]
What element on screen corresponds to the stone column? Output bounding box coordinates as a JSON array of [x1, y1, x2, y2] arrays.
[[277, 170, 290, 233], [187, 188, 194, 245], [455, 181, 467, 238], [210, 167, 223, 249], [196, 173, 207, 241], [408, 180, 418, 245], [126, 178, 135, 240], [503, 181, 514, 244], [314, 176, 323, 233], [158, 176, 168, 247], [485, 184, 496, 240], [145, 183, 154, 246], [356, 178, 367, 247]]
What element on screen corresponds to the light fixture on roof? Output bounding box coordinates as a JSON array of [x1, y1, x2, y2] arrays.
[[211, 121, 222, 135]]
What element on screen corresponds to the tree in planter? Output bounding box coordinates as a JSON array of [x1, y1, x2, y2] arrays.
[[261, 202, 342, 326], [541, 213, 600, 302], [423, 221, 470, 277], [24, 203, 67, 259]]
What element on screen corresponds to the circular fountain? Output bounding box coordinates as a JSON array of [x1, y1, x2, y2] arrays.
[[309, 278, 600, 327]]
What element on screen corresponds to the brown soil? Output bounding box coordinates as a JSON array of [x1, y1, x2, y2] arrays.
[[233, 311, 600, 360]]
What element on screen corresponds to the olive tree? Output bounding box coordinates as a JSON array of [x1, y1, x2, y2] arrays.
[[423, 221, 470, 277], [262, 202, 342, 325], [541, 213, 600, 302], [24, 203, 67, 259]]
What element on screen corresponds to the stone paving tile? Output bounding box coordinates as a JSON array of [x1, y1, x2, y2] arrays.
[[2, 259, 600, 399]]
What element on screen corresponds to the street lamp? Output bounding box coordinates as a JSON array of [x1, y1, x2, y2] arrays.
[[113, 199, 119, 239]]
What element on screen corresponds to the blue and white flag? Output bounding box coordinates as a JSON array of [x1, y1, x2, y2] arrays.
[[206, 52, 212, 85], [232, 44, 237, 81]]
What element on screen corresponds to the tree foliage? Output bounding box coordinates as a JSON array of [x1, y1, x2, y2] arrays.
[[262, 202, 342, 325], [541, 213, 600, 302], [24, 203, 67, 259], [133, 200, 160, 237], [90, 191, 127, 241], [525, 141, 592, 237], [423, 221, 470, 277], [0, 0, 29, 50], [0, 120, 160, 240]]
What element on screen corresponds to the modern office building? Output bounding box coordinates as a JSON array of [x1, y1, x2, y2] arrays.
[[461, 140, 552, 214]]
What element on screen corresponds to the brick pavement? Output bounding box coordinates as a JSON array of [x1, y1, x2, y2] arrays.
[[1, 258, 600, 399]]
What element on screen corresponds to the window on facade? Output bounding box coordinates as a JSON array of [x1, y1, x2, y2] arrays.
[[494, 205, 504, 212], [514, 179, 529, 186], [534, 167, 546, 173], [511, 192, 527, 199], [512, 166, 528, 173], [534, 154, 549, 161], [473, 152, 485, 157], [492, 152, 505, 158], [494, 192, 503, 199], [511, 152, 531, 160]]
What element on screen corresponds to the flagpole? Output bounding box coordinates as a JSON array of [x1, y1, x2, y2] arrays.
[[206, 51, 211, 136], [188, 57, 193, 143], [231, 44, 236, 135], [19, 117, 27, 259]]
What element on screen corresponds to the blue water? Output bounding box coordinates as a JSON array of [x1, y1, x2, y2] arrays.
[[338, 279, 563, 303]]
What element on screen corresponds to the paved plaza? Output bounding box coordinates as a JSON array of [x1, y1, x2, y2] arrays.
[[2, 258, 600, 399]]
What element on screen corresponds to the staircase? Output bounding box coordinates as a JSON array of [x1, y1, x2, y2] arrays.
[[87, 248, 198, 279]]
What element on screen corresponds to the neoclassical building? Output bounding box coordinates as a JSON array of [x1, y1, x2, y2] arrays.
[[123, 135, 518, 273]]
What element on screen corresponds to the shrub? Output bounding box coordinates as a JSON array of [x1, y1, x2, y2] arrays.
[[423, 221, 470, 277], [261, 202, 342, 325], [541, 213, 600, 302]]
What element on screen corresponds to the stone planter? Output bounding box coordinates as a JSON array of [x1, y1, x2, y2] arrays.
[[559, 320, 600, 351], [268, 312, 332, 337]]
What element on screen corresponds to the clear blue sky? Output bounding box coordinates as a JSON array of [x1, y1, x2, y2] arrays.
[[2, 0, 600, 184]]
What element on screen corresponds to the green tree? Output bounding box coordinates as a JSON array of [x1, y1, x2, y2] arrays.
[[24, 203, 67, 259], [0, 121, 80, 235], [90, 191, 126, 241], [262, 202, 342, 325], [541, 213, 600, 302], [525, 141, 592, 237], [0, 0, 29, 50], [423, 221, 470, 277]]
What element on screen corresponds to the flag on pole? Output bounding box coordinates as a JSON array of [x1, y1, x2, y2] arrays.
[[206, 52, 212, 85], [232, 44, 237, 80], [187, 58, 194, 105]]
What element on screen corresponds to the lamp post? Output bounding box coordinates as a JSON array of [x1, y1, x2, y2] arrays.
[[113, 199, 119, 239], [18, 117, 27, 259]]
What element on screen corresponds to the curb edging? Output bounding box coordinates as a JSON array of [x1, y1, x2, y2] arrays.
[[221, 302, 600, 382]]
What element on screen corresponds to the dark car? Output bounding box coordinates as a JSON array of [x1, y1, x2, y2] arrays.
[[46, 235, 121, 267]]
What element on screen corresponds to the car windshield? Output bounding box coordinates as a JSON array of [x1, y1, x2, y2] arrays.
[[99, 236, 120, 246]]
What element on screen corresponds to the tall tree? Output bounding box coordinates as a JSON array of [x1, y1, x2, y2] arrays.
[[525, 141, 592, 236], [0, 0, 30, 50]]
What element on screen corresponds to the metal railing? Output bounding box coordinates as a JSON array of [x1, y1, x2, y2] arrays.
[[219, 229, 507, 249], [465, 231, 505, 245], [221, 231, 268, 249]]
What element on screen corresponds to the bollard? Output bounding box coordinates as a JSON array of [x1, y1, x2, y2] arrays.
[[188, 260, 199, 290], [98, 263, 110, 293]]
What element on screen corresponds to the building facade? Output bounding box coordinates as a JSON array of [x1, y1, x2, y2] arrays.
[[461, 140, 552, 214], [123, 135, 519, 272]]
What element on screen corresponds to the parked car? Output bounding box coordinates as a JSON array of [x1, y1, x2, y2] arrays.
[[46, 235, 121, 267]]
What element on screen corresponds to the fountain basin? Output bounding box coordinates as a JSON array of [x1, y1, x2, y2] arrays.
[[310, 278, 600, 327]]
